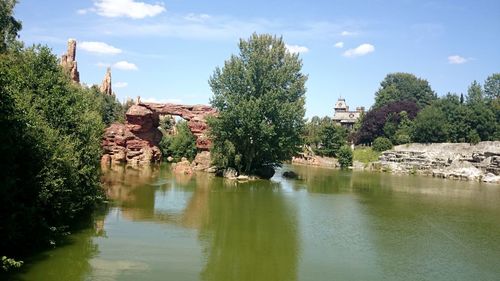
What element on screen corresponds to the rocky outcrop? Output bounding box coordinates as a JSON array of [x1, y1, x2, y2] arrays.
[[60, 39, 80, 83], [292, 153, 339, 168], [101, 102, 216, 165], [100, 67, 112, 95], [377, 142, 500, 183]]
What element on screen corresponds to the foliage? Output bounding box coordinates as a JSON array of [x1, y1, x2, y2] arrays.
[[159, 115, 175, 132], [372, 137, 393, 152], [484, 73, 500, 100], [411, 105, 448, 143], [87, 85, 124, 125], [337, 145, 353, 168], [304, 116, 348, 157], [0, 45, 104, 258], [0, 0, 22, 53], [208, 33, 307, 175], [159, 121, 197, 162], [373, 72, 437, 109], [355, 100, 419, 144], [353, 147, 381, 163], [122, 98, 135, 113], [1, 256, 23, 272]]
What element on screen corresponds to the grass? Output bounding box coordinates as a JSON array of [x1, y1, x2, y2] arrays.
[[353, 147, 381, 163]]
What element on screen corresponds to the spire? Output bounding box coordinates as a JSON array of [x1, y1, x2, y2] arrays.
[[100, 67, 113, 95], [60, 39, 80, 83]]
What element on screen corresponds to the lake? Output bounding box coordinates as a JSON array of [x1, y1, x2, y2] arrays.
[[13, 164, 500, 281]]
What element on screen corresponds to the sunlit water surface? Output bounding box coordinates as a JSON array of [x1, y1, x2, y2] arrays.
[[13, 164, 500, 281]]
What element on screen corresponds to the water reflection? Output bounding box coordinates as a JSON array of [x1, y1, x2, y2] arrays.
[[102, 165, 299, 281]]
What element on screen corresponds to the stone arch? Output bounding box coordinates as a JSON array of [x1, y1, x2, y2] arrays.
[[102, 102, 216, 165]]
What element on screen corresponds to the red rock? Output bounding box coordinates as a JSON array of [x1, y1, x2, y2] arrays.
[[101, 102, 216, 165], [60, 39, 80, 83]]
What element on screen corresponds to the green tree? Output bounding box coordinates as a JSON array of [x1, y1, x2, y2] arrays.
[[466, 80, 483, 104], [411, 106, 448, 143], [337, 145, 353, 168], [0, 46, 104, 259], [315, 119, 348, 157], [374, 72, 436, 109], [484, 73, 500, 100], [393, 111, 413, 144], [372, 137, 393, 152], [88, 85, 124, 125], [466, 81, 496, 141], [159, 121, 197, 162], [0, 0, 22, 53], [208, 33, 307, 177]]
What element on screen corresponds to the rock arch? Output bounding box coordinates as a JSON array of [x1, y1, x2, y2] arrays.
[[102, 102, 217, 165]]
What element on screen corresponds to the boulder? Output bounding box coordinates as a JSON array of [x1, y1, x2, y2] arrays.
[[172, 158, 193, 175], [282, 171, 299, 179]]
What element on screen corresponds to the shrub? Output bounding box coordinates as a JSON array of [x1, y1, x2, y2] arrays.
[[372, 137, 393, 152], [159, 121, 197, 162], [338, 145, 353, 168]]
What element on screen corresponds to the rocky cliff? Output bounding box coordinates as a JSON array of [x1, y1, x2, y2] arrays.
[[377, 142, 500, 183], [60, 39, 80, 83], [101, 102, 216, 165], [100, 67, 112, 95]]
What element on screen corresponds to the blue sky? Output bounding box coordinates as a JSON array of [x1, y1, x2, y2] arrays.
[[15, 0, 500, 118]]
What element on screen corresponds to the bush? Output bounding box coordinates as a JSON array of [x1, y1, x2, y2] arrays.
[[0, 46, 104, 258], [337, 145, 353, 168], [159, 121, 197, 162], [372, 137, 393, 152], [353, 147, 380, 163]]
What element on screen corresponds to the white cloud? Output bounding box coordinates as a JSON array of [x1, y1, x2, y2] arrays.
[[343, 43, 375, 58], [334, 41, 344, 48], [341, 31, 355, 36], [93, 0, 166, 19], [114, 82, 128, 88], [448, 55, 468, 64], [77, 8, 91, 15], [113, 61, 138, 70], [96, 62, 110, 67], [142, 97, 183, 104], [285, 44, 309, 54], [184, 13, 211, 22], [80, 41, 122, 55]]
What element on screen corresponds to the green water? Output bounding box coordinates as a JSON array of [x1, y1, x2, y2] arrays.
[[12, 164, 500, 281]]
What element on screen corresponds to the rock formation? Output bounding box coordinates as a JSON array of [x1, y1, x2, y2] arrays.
[[60, 39, 80, 83], [376, 141, 500, 183], [102, 102, 217, 165], [100, 67, 112, 95]]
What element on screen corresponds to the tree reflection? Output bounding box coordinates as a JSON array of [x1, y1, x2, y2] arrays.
[[199, 180, 299, 281]]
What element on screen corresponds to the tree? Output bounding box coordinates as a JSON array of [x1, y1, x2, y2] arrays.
[[355, 100, 419, 144], [159, 121, 197, 162], [208, 33, 307, 177], [0, 0, 22, 52], [434, 93, 471, 142], [0, 45, 104, 258], [372, 137, 393, 152], [315, 118, 348, 157], [466, 80, 483, 104], [411, 106, 448, 143], [337, 145, 353, 168], [484, 73, 500, 100], [374, 72, 436, 109]]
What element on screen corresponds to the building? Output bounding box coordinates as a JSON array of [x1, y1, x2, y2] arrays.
[[332, 98, 364, 129]]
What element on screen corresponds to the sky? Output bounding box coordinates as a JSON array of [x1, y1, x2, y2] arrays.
[[14, 0, 500, 118]]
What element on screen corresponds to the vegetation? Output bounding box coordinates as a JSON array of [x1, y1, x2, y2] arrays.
[[337, 145, 353, 168], [373, 72, 437, 109], [372, 137, 393, 152], [159, 121, 197, 162], [208, 33, 307, 176], [353, 147, 380, 163], [0, 3, 110, 267], [303, 116, 348, 157], [355, 74, 499, 146]]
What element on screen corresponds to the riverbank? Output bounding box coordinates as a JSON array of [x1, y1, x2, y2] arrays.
[[292, 142, 500, 184]]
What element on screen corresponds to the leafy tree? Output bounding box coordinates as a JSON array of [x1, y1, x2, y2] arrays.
[[484, 73, 500, 100], [208, 33, 307, 176], [466, 80, 483, 104], [0, 0, 22, 53], [0, 46, 104, 258], [87, 85, 124, 125], [372, 137, 393, 152], [315, 119, 348, 157], [337, 145, 353, 168], [159, 121, 197, 162], [411, 106, 448, 143], [355, 100, 419, 144], [303, 116, 322, 149], [373, 72, 437, 109]]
